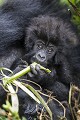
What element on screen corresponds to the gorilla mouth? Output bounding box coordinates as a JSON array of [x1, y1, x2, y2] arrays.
[[30, 56, 47, 67]]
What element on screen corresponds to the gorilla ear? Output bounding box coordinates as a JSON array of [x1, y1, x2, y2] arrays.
[[65, 37, 79, 47], [70, 38, 79, 46]]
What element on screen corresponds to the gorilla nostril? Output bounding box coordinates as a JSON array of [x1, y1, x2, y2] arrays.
[[40, 55, 45, 60], [37, 53, 46, 61], [37, 53, 41, 58], [41, 56, 46, 60]]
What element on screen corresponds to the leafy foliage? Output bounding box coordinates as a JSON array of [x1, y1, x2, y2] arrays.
[[61, 0, 80, 34], [0, 63, 52, 120]]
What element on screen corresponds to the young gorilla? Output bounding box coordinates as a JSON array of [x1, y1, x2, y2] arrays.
[[9, 16, 79, 119], [14, 16, 78, 93], [0, 0, 79, 119]]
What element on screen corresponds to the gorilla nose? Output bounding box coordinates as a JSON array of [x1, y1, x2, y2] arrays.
[[37, 53, 46, 62], [39, 54, 45, 59]]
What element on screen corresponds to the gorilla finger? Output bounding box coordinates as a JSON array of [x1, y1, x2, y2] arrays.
[[30, 65, 37, 75], [35, 64, 46, 74], [28, 72, 34, 78], [35, 64, 40, 71]]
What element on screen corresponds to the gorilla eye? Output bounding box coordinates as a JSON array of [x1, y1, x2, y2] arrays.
[[47, 47, 54, 54], [37, 43, 44, 49]]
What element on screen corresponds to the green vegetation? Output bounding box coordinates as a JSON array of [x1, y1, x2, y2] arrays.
[[0, 63, 52, 120], [0, 0, 5, 6], [61, 0, 80, 34]]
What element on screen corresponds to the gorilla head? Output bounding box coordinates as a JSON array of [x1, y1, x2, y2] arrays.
[[25, 16, 78, 64], [22, 16, 78, 85]]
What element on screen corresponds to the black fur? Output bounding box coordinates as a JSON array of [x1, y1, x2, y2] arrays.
[[0, 0, 70, 55], [9, 16, 79, 119], [0, 0, 79, 120]]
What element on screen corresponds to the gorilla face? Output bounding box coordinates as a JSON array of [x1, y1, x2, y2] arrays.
[[30, 40, 57, 67]]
